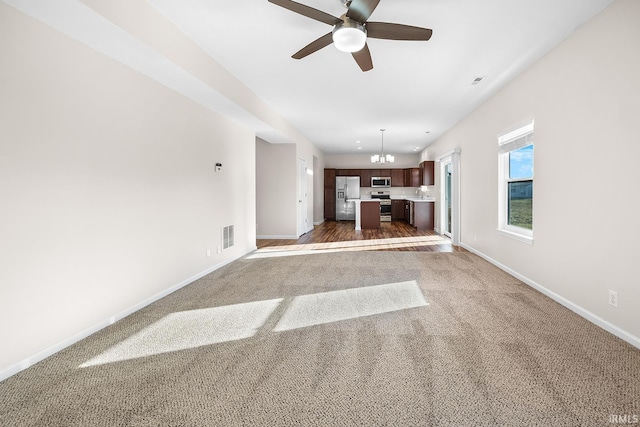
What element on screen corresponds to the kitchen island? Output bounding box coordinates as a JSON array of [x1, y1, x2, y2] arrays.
[[349, 199, 380, 230], [350, 197, 434, 230]]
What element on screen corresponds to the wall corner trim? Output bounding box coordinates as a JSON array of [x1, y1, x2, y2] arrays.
[[460, 242, 640, 350]]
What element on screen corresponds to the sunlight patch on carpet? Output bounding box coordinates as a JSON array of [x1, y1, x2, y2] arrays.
[[80, 299, 282, 367], [273, 280, 427, 332], [247, 236, 447, 259]]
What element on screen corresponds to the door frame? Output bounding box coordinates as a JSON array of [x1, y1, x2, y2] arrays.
[[297, 158, 308, 237], [436, 148, 460, 246]]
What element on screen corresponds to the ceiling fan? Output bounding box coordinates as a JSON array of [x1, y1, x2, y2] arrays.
[[268, 0, 433, 72]]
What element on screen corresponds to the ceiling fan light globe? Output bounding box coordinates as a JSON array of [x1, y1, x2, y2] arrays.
[[332, 20, 367, 53]]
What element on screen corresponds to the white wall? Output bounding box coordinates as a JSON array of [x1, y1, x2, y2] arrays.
[[256, 139, 297, 238], [0, 3, 259, 378], [423, 0, 640, 344]]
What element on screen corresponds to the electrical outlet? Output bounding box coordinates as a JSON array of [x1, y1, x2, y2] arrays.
[[608, 290, 618, 307], [206, 248, 211, 257]]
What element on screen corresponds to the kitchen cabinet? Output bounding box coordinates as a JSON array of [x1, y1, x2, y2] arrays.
[[324, 168, 336, 189], [324, 169, 336, 220], [404, 168, 421, 187], [361, 201, 380, 229], [324, 189, 335, 220], [420, 161, 435, 186], [336, 169, 359, 177], [391, 200, 405, 220], [359, 169, 371, 187], [390, 169, 404, 187], [413, 201, 435, 230]]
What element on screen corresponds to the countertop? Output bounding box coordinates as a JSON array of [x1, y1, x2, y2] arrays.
[[398, 197, 435, 202], [353, 197, 435, 202]]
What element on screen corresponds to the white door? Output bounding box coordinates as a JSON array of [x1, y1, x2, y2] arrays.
[[297, 158, 308, 237]]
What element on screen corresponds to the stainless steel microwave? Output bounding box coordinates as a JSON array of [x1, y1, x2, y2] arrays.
[[371, 177, 391, 187]]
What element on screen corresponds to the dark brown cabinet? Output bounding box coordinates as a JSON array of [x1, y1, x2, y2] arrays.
[[361, 201, 380, 229], [390, 169, 404, 187], [324, 169, 336, 188], [391, 200, 405, 220], [413, 202, 435, 230], [420, 161, 435, 186], [404, 168, 421, 187], [359, 169, 371, 187], [335, 169, 359, 177], [324, 169, 336, 220]]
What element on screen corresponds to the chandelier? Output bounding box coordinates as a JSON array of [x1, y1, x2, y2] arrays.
[[371, 129, 394, 164]]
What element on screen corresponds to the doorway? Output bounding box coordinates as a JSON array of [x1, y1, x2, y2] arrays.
[[441, 158, 453, 237], [437, 149, 460, 246]]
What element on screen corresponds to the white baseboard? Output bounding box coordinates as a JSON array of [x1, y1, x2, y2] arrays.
[[0, 248, 255, 383], [460, 242, 640, 350], [313, 219, 325, 226], [256, 235, 298, 239]]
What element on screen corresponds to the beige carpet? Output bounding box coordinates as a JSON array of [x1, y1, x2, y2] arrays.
[[1, 251, 638, 426]]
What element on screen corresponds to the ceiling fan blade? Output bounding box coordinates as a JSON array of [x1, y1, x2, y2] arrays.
[[366, 22, 433, 41], [352, 43, 373, 72], [268, 0, 341, 26], [292, 32, 334, 59], [346, 0, 381, 23]]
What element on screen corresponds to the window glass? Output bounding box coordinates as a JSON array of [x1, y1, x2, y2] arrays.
[[507, 144, 533, 229], [508, 180, 533, 229], [509, 145, 533, 179]]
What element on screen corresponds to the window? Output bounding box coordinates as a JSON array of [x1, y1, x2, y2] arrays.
[[498, 121, 534, 244]]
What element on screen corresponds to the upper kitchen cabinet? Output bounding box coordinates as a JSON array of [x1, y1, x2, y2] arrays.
[[324, 168, 336, 189], [404, 168, 421, 187], [390, 169, 404, 187], [360, 169, 371, 187], [336, 169, 360, 177], [420, 161, 435, 186]]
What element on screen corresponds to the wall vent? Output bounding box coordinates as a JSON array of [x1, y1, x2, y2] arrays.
[[222, 225, 234, 250]]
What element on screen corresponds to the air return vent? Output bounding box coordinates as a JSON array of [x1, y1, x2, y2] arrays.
[[222, 225, 234, 250]]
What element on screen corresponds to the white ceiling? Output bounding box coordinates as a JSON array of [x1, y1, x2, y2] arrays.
[[146, 0, 613, 155], [7, 0, 614, 155]]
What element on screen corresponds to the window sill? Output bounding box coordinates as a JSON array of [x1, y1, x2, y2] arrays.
[[497, 228, 533, 245]]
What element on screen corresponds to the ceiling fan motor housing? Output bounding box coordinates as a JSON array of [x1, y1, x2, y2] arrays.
[[332, 17, 367, 52]]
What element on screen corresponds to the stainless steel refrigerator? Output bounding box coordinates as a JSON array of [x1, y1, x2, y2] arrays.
[[336, 176, 360, 220]]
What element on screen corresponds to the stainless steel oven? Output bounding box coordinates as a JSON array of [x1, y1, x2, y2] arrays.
[[371, 191, 391, 222], [379, 200, 391, 222]]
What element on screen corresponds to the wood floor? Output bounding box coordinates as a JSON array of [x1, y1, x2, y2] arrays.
[[256, 220, 465, 253]]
